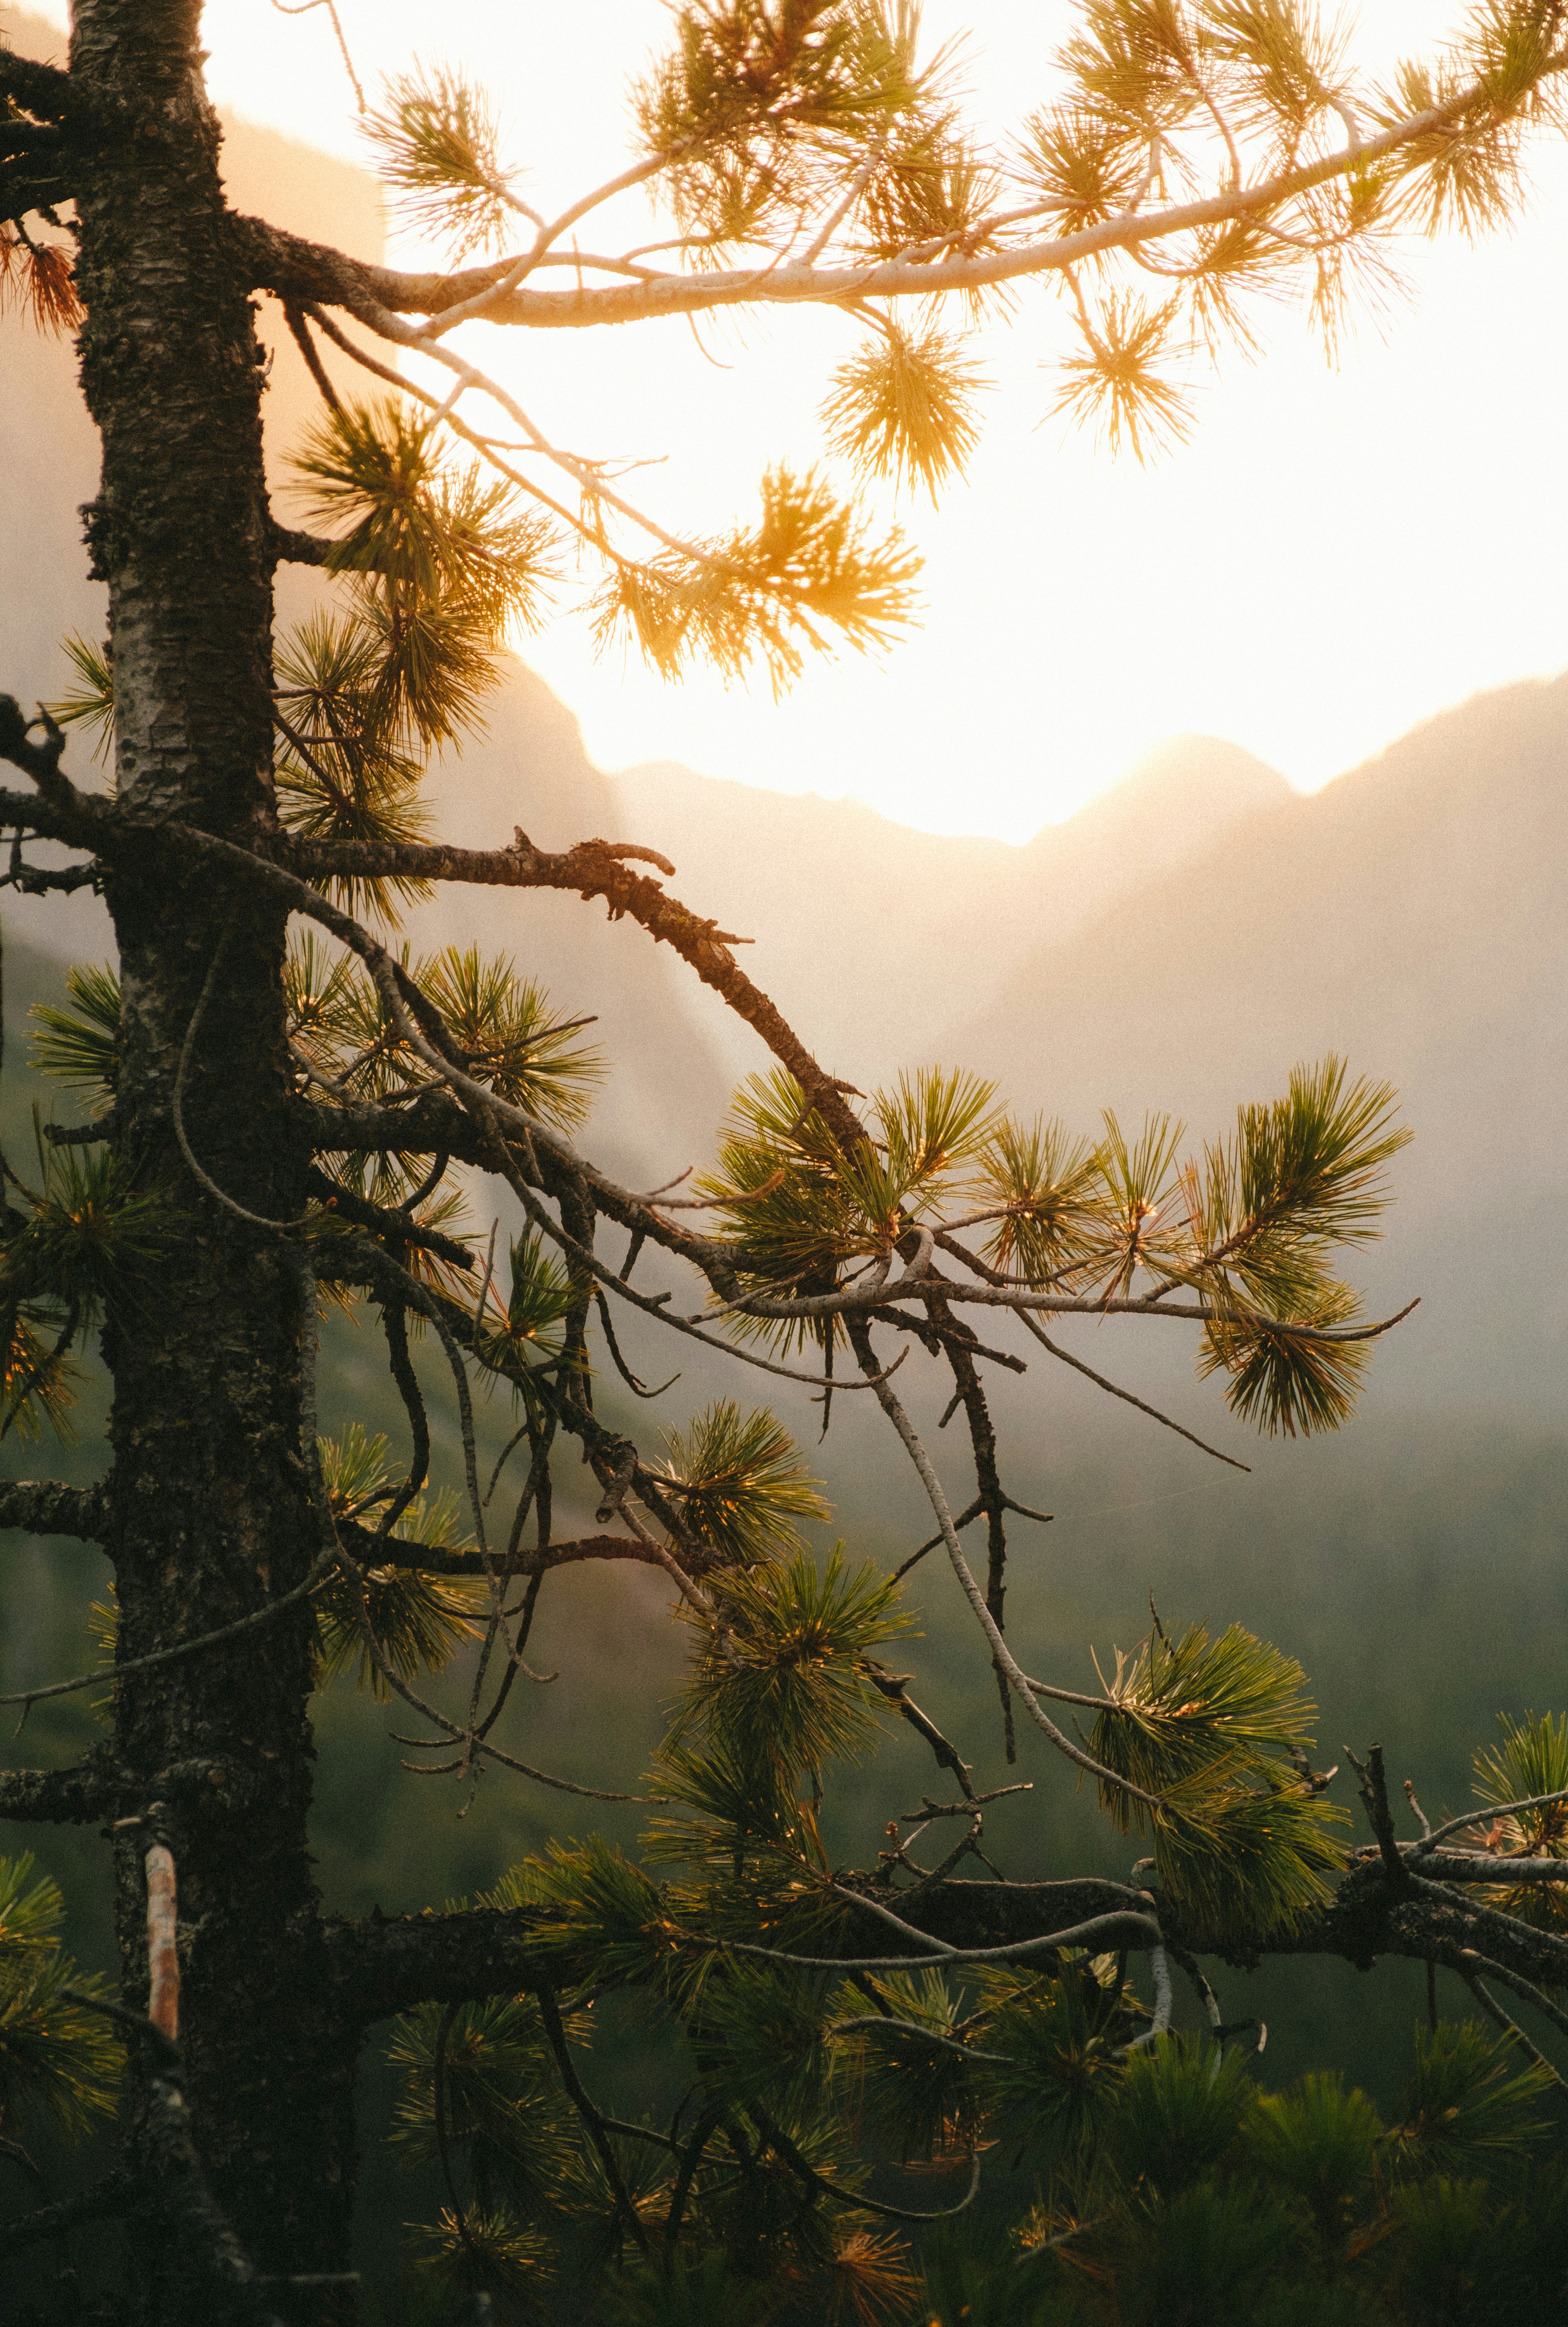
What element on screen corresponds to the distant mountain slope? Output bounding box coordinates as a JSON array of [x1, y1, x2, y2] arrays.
[[614, 735, 1288, 1090], [2, 9, 386, 712], [939, 676, 1568, 1413]]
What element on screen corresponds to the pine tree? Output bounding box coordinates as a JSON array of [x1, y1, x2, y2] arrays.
[[3, 5, 1568, 2320]]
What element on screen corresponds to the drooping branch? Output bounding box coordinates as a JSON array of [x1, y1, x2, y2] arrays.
[[931, 1307, 1017, 1762], [846, 1308, 1164, 1806], [272, 824, 866, 1147], [342, 1523, 664, 1582], [304, 1162, 475, 1268]]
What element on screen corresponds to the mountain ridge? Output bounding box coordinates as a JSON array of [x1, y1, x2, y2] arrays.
[[612, 733, 1290, 1089], [936, 672, 1568, 1414]]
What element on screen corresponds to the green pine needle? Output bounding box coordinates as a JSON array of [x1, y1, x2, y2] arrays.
[[364, 64, 520, 260], [30, 961, 121, 1111], [46, 634, 115, 767], [658, 1400, 829, 1567]]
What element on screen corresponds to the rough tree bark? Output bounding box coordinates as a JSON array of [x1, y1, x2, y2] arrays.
[[68, 1, 357, 2311]]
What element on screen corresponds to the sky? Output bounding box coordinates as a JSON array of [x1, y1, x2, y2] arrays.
[[28, 2, 1568, 838]]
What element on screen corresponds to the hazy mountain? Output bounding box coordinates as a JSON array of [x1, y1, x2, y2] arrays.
[[939, 676, 1568, 1416], [614, 735, 1288, 1091], [1, 9, 385, 712]]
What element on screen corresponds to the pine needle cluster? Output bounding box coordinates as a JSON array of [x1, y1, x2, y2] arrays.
[[698, 1054, 1403, 1436], [0, 1113, 176, 1441], [0, 1854, 121, 2159], [1089, 1615, 1347, 1932]]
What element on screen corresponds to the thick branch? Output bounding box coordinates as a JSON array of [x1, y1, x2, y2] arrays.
[[0, 1477, 110, 1541], [0, 46, 75, 121], [294, 1091, 491, 1167], [230, 73, 1559, 334], [0, 1751, 252, 1828], [324, 1839, 1568, 2026], [0, 1759, 115, 1825]]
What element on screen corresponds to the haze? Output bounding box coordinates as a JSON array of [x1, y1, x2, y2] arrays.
[[21, 0, 1568, 836]]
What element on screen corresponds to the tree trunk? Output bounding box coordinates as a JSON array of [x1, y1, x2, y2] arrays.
[[69, 2, 355, 2311]]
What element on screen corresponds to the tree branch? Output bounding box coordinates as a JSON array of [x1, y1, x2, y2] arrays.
[[337, 1519, 665, 1580], [272, 826, 866, 1149], [0, 1757, 116, 1825], [230, 69, 1566, 334], [0, 2170, 136, 2259], [0, 47, 75, 122], [0, 1478, 110, 1541], [305, 1164, 475, 1269]]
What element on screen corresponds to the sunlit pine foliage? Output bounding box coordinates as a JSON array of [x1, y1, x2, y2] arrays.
[[0, 225, 81, 334], [30, 960, 120, 1112], [317, 0, 1568, 704], [272, 612, 435, 925], [46, 634, 115, 768], [697, 1065, 995, 1349], [1464, 1709, 1568, 1934], [481, 1839, 679, 1995], [406, 2201, 557, 2308], [631, 2, 936, 243], [966, 1114, 1108, 1284], [288, 936, 602, 1135], [821, 320, 987, 501], [593, 462, 921, 698], [1052, 286, 1195, 460], [475, 1229, 581, 1381], [291, 398, 557, 746], [1185, 1060, 1406, 1429], [667, 1547, 912, 1783], [364, 65, 522, 260]]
